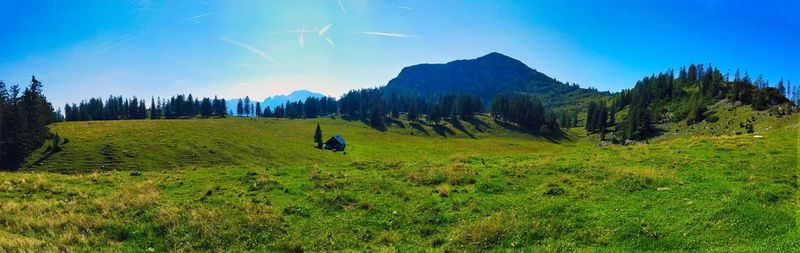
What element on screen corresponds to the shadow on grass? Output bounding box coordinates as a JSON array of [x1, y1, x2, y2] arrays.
[[386, 118, 406, 128], [409, 122, 430, 136], [494, 119, 569, 143], [448, 118, 476, 139], [30, 145, 61, 168], [341, 114, 388, 132], [463, 117, 490, 133], [430, 123, 456, 137]]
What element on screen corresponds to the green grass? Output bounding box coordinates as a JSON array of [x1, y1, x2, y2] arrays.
[[23, 116, 571, 173], [1, 112, 798, 251]]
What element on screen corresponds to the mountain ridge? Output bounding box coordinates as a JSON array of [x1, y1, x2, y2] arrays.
[[225, 90, 327, 114], [382, 52, 609, 110]]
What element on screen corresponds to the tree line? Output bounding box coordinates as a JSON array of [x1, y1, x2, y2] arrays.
[[64, 94, 228, 121], [0, 76, 58, 169], [589, 63, 796, 141], [336, 88, 484, 128]]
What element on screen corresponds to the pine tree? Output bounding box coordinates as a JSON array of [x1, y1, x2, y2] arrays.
[[256, 102, 262, 117], [408, 102, 418, 121], [150, 97, 158, 119], [263, 106, 272, 117], [687, 93, 706, 125], [752, 90, 765, 110], [1, 77, 56, 169], [585, 102, 597, 132], [201, 98, 213, 118], [369, 105, 384, 128], [314, 124, 323, 148], [598, 105, 608, 136], [236, 99, 243, 116]]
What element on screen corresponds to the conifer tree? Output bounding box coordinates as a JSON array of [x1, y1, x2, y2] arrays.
[[150, 97, 158, 119], [314, 124, 323, 148]]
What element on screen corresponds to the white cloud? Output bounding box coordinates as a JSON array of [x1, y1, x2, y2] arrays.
[[318, 24, 332, 36], [218, 36, 277, 62], [325, 37, 335, 46]]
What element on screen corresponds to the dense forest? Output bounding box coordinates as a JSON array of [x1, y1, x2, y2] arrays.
[[583, 64, 798, 141], [64, 94, 228, 121], [0, 76, 59, 169]]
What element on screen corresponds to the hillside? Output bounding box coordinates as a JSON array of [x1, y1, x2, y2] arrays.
[[382, 52, 610, 109], [2, 114, 798, 251], [23, 116, 572, 173]]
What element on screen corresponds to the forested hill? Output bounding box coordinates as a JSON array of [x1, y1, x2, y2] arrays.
[[382, 52, 609, 108]]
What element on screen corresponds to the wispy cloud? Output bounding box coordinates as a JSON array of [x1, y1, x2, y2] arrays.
[[318, 24, 332, 36], [325, 37, 335, 46], [218, 36, 277, 62], [337, 0, 347, 13], [185, 12, 213, 23], [398, 6, 414, 10], [298, 27, 306, 48], [359, 32, 417, 38], [89, 33, 142, 56]]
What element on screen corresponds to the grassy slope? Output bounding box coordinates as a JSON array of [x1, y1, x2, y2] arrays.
[[1, 112, 798, 252], [23, 116, 570, 173]]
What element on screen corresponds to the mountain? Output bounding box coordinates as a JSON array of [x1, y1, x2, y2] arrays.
[[261, 90, 326, 109], [226, 90, 326, 115], [382, 52, 609, 109]]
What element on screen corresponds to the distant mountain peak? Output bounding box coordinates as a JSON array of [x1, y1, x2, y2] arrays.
[[382, 52, 602, 106], [385, 53, 556, 99], [286, 90, 318, 96], [478, 52, 512, 60], [225, 89, 326, 115]]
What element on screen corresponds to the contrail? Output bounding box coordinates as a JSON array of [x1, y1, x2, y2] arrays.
[[90, 33, 142, 56], [186, 12, 213, 22], [398, 6, 413, 10], [337, 0, 347, 13], [325, 37, 335, 46], [360, 32, 416, 38], [218, 36, 277, 62], [318, 24, 332, 36]]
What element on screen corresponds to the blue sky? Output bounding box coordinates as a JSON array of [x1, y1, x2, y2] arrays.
[[1, 0, 798, 109]]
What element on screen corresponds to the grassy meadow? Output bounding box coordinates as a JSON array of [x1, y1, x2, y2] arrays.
[[1, 108, 798, 251]]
